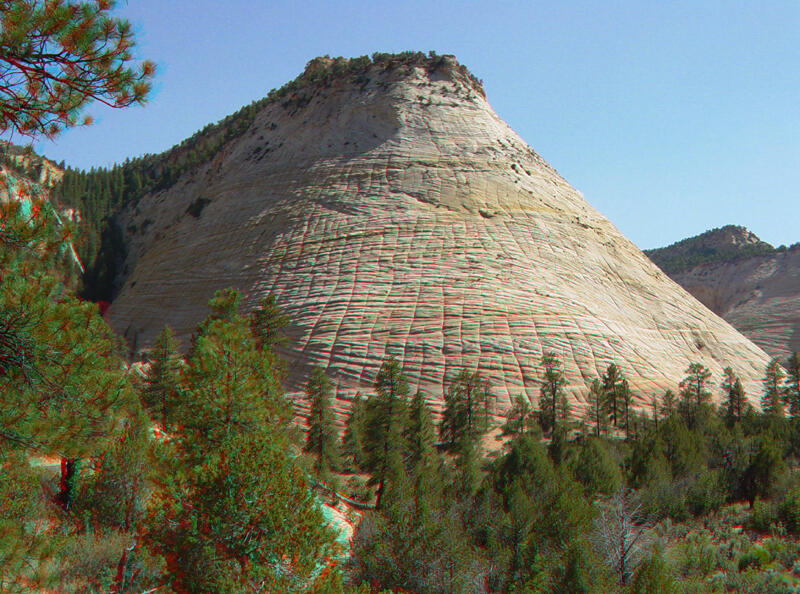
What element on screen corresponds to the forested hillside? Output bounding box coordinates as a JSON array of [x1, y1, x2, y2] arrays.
[[644, 225, 778, 275]]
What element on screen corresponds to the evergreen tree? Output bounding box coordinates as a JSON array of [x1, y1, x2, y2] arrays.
[[659, 389, 677, 418], [148, 432, 338, 591], [403, 390, 435, 472], [573, 437, 623, 497], [741, 437, 786, 507], [539, 351, 568, 434], [342, 392, 367, 471], [679, 363, 713, 425], [363, 356, 410, 509], [721, 366, 746, 423], [142, 325, 181, 431], [174, 289, 287, 455], [784, 352, 800, 417], [762, 357, 785, 417], [0, 0, 154, 138], [73, 415, 162, 592], [144, 290, 338, 590], [0, 195, 141, 585], [650, 393, 660, 430], [585, 378, 609, 437], [502, 394, 534, 437], [0, 199, 135, 507], [440, 369, 492, 450], [249, 292, 289, 351], [602, 363, 623, 428], [618, 378, 633, 437], [304, 366, 341, 475]]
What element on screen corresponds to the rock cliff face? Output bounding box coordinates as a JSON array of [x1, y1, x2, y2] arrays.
[[665, 247, 800, 362], [645, 226, 800, 361], [107, 55, 771, 416], [0, 147, 82, 271]]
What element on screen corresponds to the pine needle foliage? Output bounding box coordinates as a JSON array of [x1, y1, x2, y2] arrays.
[[440, 369, 492, 451], [0, 0, 155, 139], [304, 366, 341, 475]]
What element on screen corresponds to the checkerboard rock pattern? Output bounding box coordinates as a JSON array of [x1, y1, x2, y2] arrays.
[[108, 57, 771, 422]]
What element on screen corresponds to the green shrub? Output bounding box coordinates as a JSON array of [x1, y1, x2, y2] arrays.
[[686, 470, 725, 516], [629, 549, 678, 594], [639, 476, 689, 521], [779, 486, 800, 533], [738, 545, 771, 571], [572, 437, 622, 497], [673, 531, 718, 576], [750, 497, 779, 532], [346, 475, 373, 503]]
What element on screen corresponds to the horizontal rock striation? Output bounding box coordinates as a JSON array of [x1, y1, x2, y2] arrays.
[[107, 55, 771, 418]]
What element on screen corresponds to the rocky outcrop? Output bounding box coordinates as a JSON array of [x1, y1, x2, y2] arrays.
[[666, 246, 800, 361], [645, 225, 800, 362], [106, 55, 771, 417], [0, 148, 82, 272]]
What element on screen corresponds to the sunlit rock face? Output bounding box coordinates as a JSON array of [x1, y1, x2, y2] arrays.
[[107, 56, 770, 418], [0, 152, 83, 272]]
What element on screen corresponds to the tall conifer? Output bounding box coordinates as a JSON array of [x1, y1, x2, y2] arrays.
[[143, 325, 181, 432], [364, 356, 409, 509], [762, 358, 785, 417], [304, 366, 341, 475]]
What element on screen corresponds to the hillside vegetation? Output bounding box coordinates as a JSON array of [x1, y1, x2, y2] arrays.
[[6, 192, 800, 590], [645, 225, 777, 275]]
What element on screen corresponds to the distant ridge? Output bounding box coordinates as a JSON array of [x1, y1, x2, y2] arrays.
[[645, 225, 776, 275], [648, 226, 800, 360]]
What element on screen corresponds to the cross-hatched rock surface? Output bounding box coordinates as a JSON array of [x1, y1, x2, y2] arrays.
[[107, 56, 771, 418]]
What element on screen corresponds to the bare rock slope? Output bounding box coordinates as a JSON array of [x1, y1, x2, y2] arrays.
[[108, 55, 771, 415], [648, 226, 800, 361]]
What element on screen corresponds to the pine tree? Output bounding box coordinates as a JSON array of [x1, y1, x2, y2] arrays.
[[404, 390, 436, 471], [304, 366, 341, 475], [618, 378, 633, 437], [144, 290, 338, 590], [679, 363, 712, 408], [539, 352, 567, 435], [721, 366, 746, 423], [650, 394, 659, 430], [0, 196, 140, 585], [342, 392, 367, 471], [142, 325, 181, 432], [585, 378, 608, 437], [783, 352, 800, 417], [0, 0, 154, 138], [741, 437, 786, 507], [762, 357, 785, 417], [502, 394, 534, 437], [174, 289, 287, 455], [1, 199, 135, 504], [602, 363, 623, 427], [440, 369, 492, 450], [363, 356, 410, 509], [249, 292, 290, 351], [659, 389, 677, 418], [148, 432, 338, 591]]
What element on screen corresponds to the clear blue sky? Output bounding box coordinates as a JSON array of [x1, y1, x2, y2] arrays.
[[32, 0, 799, 250]]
